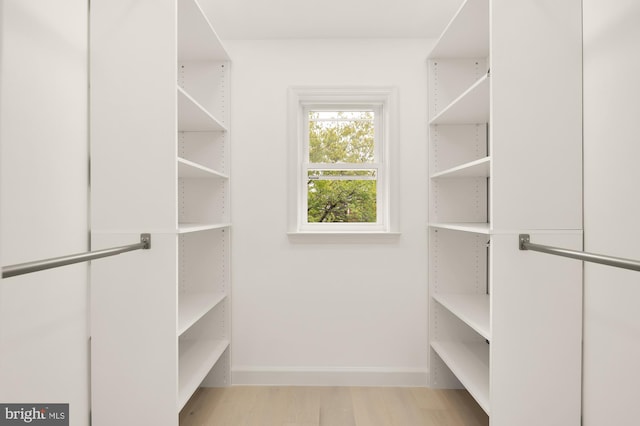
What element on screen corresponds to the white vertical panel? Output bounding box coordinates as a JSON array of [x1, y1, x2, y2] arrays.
[[491, 233, 582, 426], [90, 233, 178, 426], [89, 0, 180, 424], [583, 0, 640, 424], [490, 0, 583, 231], [90, 0, 177, 233], [0, 0, 89, 424]]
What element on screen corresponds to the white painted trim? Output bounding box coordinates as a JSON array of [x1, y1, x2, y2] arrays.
[[231, 367, 428, 387]]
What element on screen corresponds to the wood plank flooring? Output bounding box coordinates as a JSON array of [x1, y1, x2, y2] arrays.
[[180, 386, 489, 426]]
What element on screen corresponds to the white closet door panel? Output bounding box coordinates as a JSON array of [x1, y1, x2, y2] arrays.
[[490, 233, 582, 426], [490, 0, 583, 231], [90, 0, 178, 232], [91, 233, 178, 426]]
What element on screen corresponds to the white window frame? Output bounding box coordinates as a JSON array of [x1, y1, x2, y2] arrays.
[[288, 87, 399, 240]]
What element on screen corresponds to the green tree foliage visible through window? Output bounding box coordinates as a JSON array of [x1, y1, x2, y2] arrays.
[[307, 111, 377, 223]]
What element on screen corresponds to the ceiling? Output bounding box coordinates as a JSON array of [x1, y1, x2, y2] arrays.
[[199, 0, 463, 40]]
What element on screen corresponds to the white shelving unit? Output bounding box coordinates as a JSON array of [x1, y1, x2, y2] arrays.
[[178, 87, 228, 132], [89, 0, 231, 424], [430, 74, 490, 125], [427, 0, 583, 424], [433, 293, 490, 340], [431, 341, 490, 413], [430, 156, 490, 179], [178, 338, 230, 409], [178, 292, 227, 336], [428, 223, 491, 234]]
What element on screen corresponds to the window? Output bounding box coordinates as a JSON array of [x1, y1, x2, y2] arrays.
[[288, 88, 398, 237]]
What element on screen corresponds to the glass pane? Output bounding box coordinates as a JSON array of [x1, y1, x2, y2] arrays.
[[307, 175, 377, 223], [308, 111, 374, 164]]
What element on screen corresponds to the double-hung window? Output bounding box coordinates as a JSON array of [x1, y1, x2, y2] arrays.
[[289, 88, 397, 235]]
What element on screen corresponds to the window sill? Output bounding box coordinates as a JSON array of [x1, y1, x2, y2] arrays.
[[287, 231, 401, 244]]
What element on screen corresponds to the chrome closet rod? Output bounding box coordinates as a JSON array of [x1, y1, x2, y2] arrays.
[[1, 233, 151, 279], [519, 234, 640, 272]]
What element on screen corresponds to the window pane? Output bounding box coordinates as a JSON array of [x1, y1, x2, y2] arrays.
[[308, 111, 374, 164], [307, 175, 377, 223]]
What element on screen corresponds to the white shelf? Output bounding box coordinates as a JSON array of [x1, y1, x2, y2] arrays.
[[433, 293, 490, 340], [431, 341, 490, 415], [178, 293, 226, 336], [428, 0, 489, 59], [178, 223, 231, 234], [429, 222, 491, 234], [178, 86, 228, 132], [430, 74, 490, 125], [178, 338, 229, 410], [431, 156, 491, 179], [178, 157, 228, 179], [178, 0, 229, 61]]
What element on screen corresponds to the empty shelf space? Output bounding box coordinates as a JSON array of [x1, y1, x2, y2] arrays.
[[431, 341, 490, 415], [178, 223, 231, 234], [429, 222, 491, 234], [178, 0, 229, 61], [178, 87, 227, 132], [431, 156, 491, 179], [429, 0, 489, 59], [433, 293, 490, 340], [178, 293, 226, 336], [430, 74, 489, 125], [178, 157, 228, 179], [178, 338, 229, 410]]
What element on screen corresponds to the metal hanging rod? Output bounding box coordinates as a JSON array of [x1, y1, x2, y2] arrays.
[[2, 233, 151, 279], [519, 234, 640, 272]]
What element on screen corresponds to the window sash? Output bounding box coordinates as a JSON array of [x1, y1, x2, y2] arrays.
[[304, 105, 382, 166], [301, 105, 386, 230]]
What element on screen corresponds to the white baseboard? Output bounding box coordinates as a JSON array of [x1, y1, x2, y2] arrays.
[[231, 367, 428, 387]]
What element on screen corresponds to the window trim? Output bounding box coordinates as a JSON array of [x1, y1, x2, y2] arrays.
[[287, 87, 400, 239]]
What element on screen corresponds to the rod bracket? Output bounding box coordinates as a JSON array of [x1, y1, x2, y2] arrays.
[[519, 234, 530, 250], [141, 233, 151, 249]]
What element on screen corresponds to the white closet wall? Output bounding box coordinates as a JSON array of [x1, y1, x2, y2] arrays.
[[227, 39, 430, 386], [583, 0, 640, 424]]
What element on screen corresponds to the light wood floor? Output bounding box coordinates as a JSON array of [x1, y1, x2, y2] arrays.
[[180, 386, 489, 426]]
